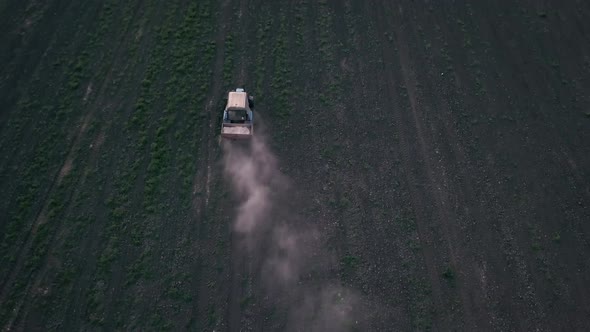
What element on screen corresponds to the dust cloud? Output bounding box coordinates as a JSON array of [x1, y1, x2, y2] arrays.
[[222, 132, 360, 331]]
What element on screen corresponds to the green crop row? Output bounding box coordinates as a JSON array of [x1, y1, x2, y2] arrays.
[[84, 1, 218, 328], [254, 7, 272, 100], [83, 0, 176, 326], [223, 33, 235, 88], [269, 10, 291, 119]]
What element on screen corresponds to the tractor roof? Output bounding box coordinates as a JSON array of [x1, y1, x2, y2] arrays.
[[227, 91, 248, 109]]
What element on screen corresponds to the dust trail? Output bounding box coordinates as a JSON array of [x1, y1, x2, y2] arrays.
[[222, 129, 360, 331], [222, 134, 286, 236]]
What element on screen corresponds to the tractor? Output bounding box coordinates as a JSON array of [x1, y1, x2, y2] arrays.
[[220, 88, 254, 139]]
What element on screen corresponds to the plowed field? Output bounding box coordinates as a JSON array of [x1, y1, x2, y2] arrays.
[[1, 1, 589, 330]]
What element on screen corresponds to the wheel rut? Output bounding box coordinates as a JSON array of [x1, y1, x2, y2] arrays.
[[190, 0, 232, 329]]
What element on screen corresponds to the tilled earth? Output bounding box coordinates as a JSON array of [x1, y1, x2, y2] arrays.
[[0, 0, 589, 331]]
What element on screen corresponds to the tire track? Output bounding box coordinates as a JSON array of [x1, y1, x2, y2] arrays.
[[404, 3, 512, 329], [367, 2, 450, 330], [386, 3, 481, 330], [58, 3, 151, 329], [0, 68, 94, 318], [227, 0, 250, 328], [333, 2, 431, 329], [191, 0, 231, 329], [421, 5, 528, 329], [0, 2, 147, 329], [0, 0, 105, 290]]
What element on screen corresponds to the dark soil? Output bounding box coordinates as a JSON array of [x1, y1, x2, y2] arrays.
[[0, 0, 589, 330]]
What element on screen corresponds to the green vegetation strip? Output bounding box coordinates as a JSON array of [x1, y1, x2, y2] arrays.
[[85, 2, 180, 325], [86, 1, 218, 328]]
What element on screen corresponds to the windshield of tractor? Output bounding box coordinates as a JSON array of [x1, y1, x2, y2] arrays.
[[227, 109, 249, 123]]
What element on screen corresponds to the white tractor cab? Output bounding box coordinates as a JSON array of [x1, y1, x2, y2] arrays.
[[221, 88, 254, 140]]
